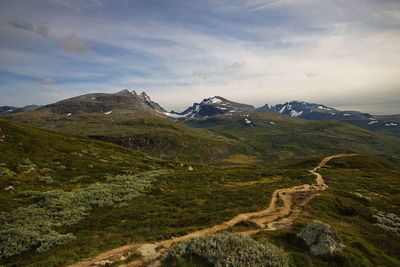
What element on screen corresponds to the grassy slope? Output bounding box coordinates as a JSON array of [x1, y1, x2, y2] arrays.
[[4, 110, 400, 167], [3, 111, 241, 163], [202, 111, 400, 162], [0, 119, 181, 212], [253, 155, 400, 267]]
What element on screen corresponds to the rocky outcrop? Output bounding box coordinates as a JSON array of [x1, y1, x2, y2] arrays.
[[297, 220, 344, 257]]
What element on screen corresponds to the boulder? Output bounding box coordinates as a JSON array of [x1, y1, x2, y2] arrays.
[[297, 220, 344, 257]]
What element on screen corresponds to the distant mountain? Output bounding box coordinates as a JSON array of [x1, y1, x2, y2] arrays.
[[0, 105, 40, 114], [268, 101, 338, 119], [166, 96, 256, 119], [256, 100, 399, 137], [40, 89, 166, 115], [0, 106, 17, 114], [257, 104, 270, 111], [260, 100, 375, 121]]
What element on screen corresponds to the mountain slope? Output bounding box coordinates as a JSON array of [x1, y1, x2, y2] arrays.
[[3, 109, 242, 163], [41, 89, 165, 115], [258, 101, 400, 137], [0, 119, 175, 211], [0, 105, 40, 114], [184, 110, 400, 161]]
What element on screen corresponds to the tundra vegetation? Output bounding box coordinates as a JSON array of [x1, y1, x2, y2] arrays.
[[0, 119, 399, 266], [0, 170, 167, 258]]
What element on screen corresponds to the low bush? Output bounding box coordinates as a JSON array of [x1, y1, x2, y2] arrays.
[[0, 163, 15, 177], [37, 175, 54, 184], [165, 232, 289, 267], [373, 211, 400, 234], [0, 170, 168, 259]]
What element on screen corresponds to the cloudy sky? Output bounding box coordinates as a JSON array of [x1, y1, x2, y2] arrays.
[[0, 0, 399, 114]]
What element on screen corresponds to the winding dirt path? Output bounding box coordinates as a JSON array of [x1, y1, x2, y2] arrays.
[[69, 154, 356, 267]]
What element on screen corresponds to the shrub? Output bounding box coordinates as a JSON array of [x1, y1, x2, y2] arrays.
[[38, 175, 54, 184], [373, 211, 400, 234], [165, 232, 289, 267], [0, 163, 15, 177], [0, 170, 168, 259]]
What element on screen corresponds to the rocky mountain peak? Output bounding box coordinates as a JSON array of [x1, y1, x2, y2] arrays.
[[165, 96, 255, 119]]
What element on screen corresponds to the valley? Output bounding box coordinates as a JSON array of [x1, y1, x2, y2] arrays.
[[0, 91, 399, 266]]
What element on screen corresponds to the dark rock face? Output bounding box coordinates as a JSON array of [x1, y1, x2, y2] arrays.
[[139, 92, 167, 113], [297, 220, 344, 257]]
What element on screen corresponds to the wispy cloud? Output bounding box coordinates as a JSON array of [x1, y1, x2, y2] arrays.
[[225, 62, 245, 72], [57, 33, 93, 54], [247, 0, 296, 11], [8, 20, 50, 37], [38, 77, 54, 84], [192, 69, 209, 79], [6, 19, 92, 55]]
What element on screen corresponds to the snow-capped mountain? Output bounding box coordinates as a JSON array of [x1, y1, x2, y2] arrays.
[[257, 100, 375, 121], [268, 101, 339, 119], [165, 96, 255, 119]]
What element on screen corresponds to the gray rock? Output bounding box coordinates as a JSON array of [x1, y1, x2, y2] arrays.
[[297, 220, 344, 257]]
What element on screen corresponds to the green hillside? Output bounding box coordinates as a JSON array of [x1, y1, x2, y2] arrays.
[[4, 110, 400, 167], [4, 111, 242, 163], [194, 111, 400, 162]]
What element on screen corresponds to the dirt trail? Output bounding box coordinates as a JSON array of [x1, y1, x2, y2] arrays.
[[69, 154, 356, 267]]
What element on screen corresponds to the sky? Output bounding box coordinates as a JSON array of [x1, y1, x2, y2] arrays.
[[0, 0, 399, 114]]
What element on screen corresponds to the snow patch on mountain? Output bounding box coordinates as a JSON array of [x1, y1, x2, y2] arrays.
[[290, 110, 303, 117], [163, 112, 187, 118]]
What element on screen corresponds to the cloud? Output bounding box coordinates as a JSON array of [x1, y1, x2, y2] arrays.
[[52, 0, 104, 12], [1, 0, 400, 114], [38, 77, 54, 84], [8, 20, 50, 37], [247, 0, 296, 11], [305, 72, 317, 78], [192, 69, 209, 79], [57, 33, 93, 54], [378, 10, 400, 25], [8, 20, 92, 54], [225, 62, 245, 72]]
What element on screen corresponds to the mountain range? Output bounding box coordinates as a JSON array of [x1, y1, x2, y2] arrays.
[[2, 91, 398, 133], [1, 89, 400, 164]]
